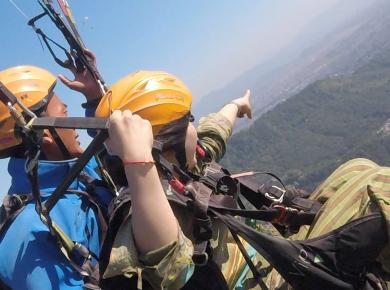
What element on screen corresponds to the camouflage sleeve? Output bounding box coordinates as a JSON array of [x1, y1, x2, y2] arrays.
[[103, 215, 195, 290], [196, 113, 233, 162]]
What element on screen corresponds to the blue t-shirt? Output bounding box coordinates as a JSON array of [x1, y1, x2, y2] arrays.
[[0, 157, 113, 290]]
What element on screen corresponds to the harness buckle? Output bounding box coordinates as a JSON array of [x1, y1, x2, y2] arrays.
[[9, 194, 28, 211], [169, 178, 185, 194], [272, 205, 299, 225], [264, 185, 286, 204]]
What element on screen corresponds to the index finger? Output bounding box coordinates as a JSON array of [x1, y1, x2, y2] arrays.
[[244, 89, 251, 99]]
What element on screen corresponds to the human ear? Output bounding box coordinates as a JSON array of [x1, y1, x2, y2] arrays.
[[42, 129, 54, 145]]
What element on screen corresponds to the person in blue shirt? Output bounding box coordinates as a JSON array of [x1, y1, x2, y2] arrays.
[[0, 51, 113, 289]]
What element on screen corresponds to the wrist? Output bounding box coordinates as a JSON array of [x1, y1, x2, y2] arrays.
[[228, 101, 241, 117], [83, 86, 104, 102], [81, 98, 101, 109], [84, 93, 103, 102], [124, 161, 159, 188]]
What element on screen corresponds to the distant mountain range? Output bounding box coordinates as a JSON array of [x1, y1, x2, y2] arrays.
[[222, 48, 390, 191], [194, 0, 390, 126]]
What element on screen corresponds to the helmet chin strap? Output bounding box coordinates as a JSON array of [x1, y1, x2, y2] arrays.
[[154, 112, 193, 170], [173, 141, 188, 170], [47, 127, 72, 160]]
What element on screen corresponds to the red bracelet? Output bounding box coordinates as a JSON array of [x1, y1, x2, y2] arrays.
[[123, 160, 155, 166]]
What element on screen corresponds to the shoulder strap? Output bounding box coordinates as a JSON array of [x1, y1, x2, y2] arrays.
[[185, 182, 214, 265]]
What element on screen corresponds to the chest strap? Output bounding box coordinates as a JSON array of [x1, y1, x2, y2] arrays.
[[185, 182, 214, 265]]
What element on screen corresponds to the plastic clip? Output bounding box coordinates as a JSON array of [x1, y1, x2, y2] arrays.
[[169, 178, 185, 194]]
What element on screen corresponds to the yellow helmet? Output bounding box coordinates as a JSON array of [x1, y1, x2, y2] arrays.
[[0, 65, 56, 156], [95, 70, 192, 134]]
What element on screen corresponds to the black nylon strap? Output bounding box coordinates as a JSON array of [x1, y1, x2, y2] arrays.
[[236, 178, 274, 208], [166, 190, 279, 222], [209, 203, 279, 221], [48, 127, 72, 160], [230, 230, 269, 290], [167, 189, 314, 227], [94, 153, 118, 195], [27, 157, 57, 239], [67, 189, 108, 250]]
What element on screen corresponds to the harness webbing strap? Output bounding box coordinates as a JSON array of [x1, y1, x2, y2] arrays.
[[229, 230, 269, 290], [186, 182, 214, 265], [235, 178, 276, 209], [29, 160, 58, 236], [48, 127, 72, 160], [94, 154, 118, 195], [68, 189, 108, 250], [25, 149, 96, 278], [0, 189, 106, 283], [235, 176, 319, 228]]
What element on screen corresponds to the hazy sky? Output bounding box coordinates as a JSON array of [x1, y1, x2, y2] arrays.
[[0, 0, 341, 192]]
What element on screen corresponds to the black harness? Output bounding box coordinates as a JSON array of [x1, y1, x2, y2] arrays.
[[1, 76, 388, 289], [149, 141, 388, 289]]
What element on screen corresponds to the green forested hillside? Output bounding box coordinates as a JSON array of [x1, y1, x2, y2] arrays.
[[223, 51, 390, 191]]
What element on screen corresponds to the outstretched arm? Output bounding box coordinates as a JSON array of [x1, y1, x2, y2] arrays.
[[104, 110, 178, 254], [218, 89, 252, 126], [196, 89, 253, 163]]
